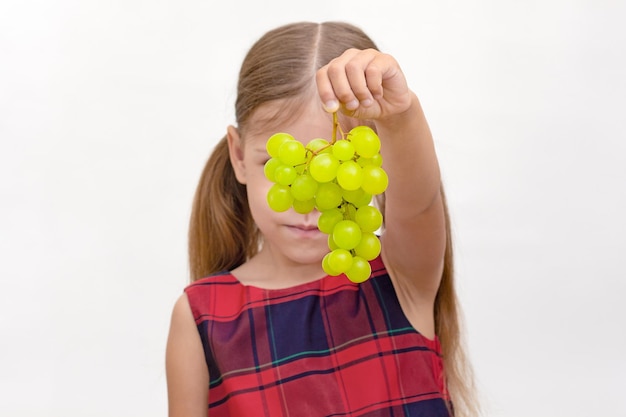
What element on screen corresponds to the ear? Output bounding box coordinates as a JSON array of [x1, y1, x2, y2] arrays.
[[226, 125, 247, 184]]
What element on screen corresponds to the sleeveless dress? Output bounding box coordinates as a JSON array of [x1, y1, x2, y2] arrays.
[[185, 255, 453, 417]]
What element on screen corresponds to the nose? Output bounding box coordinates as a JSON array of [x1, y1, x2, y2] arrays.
[[301, 209, 321, 223]]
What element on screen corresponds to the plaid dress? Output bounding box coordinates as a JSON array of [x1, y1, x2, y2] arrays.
[[185, 255, 452, 416]]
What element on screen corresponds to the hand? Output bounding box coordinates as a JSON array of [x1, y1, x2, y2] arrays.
[[316, 48, 412, 121]]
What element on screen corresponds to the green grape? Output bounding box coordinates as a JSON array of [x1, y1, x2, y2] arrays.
[[336, 160, 363, 191], [370, 153, 384, 167], [327, 233, 339, 251], [317, 207, 343, 234], [354, 205, 383, 232], [265, 119, 386, 285], [295, 164, 306, 174], [290, 173, 318, 201], [309, 153, 340, 183], [349, 126, 380, 158], [354, 232, 381, 261], [264, 157, 282, 182], [328, 248, 353, 273], [357, 153, 383, 168], [345, 256, 371, 283], [322, 252, 341, 276], [354, 191, 373, 208], [266, 133, 295, 158], [361, 165, 389, 195], [278, 140, 306, 166], [332, 220, 362, 250], [273, 164, 297, 186], [332, 140, 355, 161], [315, 182, 343, 211], [343, 188, 372, 207], [267, 183, 293, 212], [292, 198, 315, 214], [306, 138, 331, 154]]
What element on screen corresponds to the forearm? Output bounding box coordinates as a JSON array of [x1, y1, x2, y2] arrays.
[[375, 92, 442, 216], [376, 91, 447, 297]]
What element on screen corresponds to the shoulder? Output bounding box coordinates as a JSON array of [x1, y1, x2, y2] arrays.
[[186, 270, 235, 287], [169, 292, 192, 326], [184, 271, 238, 297], [184, 271, 248, 322]]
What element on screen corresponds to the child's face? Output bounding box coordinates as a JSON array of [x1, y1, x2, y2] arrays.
[[229, 100, 336, 267]]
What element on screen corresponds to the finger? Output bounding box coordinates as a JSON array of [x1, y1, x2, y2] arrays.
[[344, 52, 377, 108], [316, 49, 363, 112], [331, 49, 389, 110], [315, 66, 339, 113], [364, 60, 384, 101], [331, 49, 382, 110]]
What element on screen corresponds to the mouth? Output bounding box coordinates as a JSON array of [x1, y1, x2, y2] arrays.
[[287, 224, 322, 237], [290, 224, 319, 231]]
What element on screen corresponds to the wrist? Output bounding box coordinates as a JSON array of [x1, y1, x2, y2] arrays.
[[375, 92, 423, 134]]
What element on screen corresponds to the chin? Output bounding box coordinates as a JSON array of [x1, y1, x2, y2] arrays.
[[286, 246, 327, 266]]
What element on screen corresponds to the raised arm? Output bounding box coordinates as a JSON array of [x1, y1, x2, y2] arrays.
[[374, 92, 445, 296], [316, 49, 446, 335]]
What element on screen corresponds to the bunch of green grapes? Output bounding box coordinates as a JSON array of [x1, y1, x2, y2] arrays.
[[264, 117, 388, 283]]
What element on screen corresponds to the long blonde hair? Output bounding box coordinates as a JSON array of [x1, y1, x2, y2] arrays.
[[188, 21, 479, 416]]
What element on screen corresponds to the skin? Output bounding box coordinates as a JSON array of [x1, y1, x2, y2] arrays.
[[226, 99, 336, 289], [165, 48, 445, 417]]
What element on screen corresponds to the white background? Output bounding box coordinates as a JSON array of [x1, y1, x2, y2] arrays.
[[1, 1, 625, 416]]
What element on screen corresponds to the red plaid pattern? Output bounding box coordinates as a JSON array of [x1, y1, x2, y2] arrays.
[[185, 256, 452, 416]]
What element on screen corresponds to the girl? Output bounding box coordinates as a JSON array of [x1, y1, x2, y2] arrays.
[[166, 21, 478, 417]]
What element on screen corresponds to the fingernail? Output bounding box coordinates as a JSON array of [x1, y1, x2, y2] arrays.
[[323, 100, 339, 112], [361, 98, 373, 107], [346, 100, 359, 110]]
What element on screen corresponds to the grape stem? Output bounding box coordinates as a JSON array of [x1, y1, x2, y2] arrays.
[[304, 112, 343, 166]]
